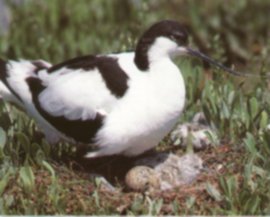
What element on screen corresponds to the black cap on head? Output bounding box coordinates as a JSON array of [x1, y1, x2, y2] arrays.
[[140, 20, 188, 46], [135, 20, 189, 71]]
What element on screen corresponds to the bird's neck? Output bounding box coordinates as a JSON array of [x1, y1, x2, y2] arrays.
[[134, 37, 173, 71], [134, 38, 151, 71]]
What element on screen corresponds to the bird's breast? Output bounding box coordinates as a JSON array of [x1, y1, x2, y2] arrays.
[[95, 59, 185, 151]]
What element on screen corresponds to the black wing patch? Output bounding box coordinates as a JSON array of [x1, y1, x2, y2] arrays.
[[26, 77, 104, 144], [48, 55, 129, 98], [0, 58, 23, 102], [31, 60, 50, 74]]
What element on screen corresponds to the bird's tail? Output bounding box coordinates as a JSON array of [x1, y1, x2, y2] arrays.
[[0, 58, 18, 103], [0, 58, 51, 107]]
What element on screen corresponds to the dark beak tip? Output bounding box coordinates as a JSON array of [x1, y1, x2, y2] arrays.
[[186, 48, 244, 77]]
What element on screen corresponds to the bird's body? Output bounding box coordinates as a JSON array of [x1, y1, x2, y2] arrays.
[[0, 21, 188, 158], [0, 20, 241, 158]]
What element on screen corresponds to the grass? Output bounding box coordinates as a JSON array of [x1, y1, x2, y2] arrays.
[[0, 0, 270, 215]]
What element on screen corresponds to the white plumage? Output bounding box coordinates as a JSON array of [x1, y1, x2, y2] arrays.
[[90, 52, 185, 157], [0, 20, 241, 158]]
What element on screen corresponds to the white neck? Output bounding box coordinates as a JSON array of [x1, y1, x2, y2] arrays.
[[147, 37, 178, 65]]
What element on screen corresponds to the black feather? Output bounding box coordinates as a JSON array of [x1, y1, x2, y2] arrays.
[[48, 55, 129, 98], [26, 77, 104, 144]]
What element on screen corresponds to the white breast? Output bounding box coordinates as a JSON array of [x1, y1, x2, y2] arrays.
[[90, 54, 186, 157]]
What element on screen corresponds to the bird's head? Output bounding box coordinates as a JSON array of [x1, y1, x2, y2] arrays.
[[135, 20, 188, 70], [135, 20, 243, 76]]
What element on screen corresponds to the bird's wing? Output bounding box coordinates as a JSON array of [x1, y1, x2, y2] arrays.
[[26, 55, 129, 143]]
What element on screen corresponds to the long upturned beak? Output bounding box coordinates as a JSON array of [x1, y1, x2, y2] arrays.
[[177, 47, 254, 77]]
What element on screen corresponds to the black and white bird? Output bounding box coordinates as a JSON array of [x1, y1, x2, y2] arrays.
[[0, 20, 244, 158]]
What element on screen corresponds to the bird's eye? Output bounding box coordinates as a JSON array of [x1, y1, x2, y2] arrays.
[[170, 32, 187, 45]]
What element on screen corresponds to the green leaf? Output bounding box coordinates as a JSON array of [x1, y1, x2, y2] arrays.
[[15, 132, 30, 153], [244, 163, 257, 192], [0, 171, 11, 195], [219, 176, 237, 203], [221, 101, 230, 119], [244, 196, 261, 214], [172, 199, 180, 215], [19, 166, 35, 191], [147, 197, 163, 215], [205, 130, 219, 146], [228, 90, 235, 107], [206, 182, 223, 202], [243, 133, 257, 156], [248, 97, 259, 119], [92, 190, 100, 208], [251, 165, 267, 178], [260, 111, 269, 129], [0, 127, 7, 149], [42, 160, 56, 181], [185, 196, 196, 209], [226, 176, 237, 199]]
